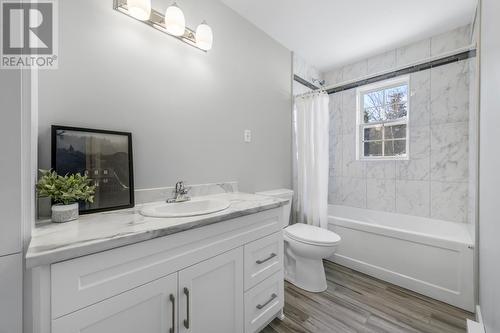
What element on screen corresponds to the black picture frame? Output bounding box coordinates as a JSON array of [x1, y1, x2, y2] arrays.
[[51, 125, 135, 214]]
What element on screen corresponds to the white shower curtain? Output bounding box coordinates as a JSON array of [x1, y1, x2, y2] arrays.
[[293, 91, 330, 229]]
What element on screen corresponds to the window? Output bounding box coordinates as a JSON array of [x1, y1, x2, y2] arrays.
[[356, 77, 409, 160]]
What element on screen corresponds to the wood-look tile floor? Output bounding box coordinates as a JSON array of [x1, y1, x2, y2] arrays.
[[263, 261, 474, 333]]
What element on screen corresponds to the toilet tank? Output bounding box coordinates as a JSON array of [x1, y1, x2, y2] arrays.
[[255, 189, 294, 228]]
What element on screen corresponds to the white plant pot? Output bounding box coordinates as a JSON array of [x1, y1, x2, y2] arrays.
[[51, 203, 79, 223]]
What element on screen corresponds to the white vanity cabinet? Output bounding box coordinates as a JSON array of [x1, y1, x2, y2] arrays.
[[53, 248, 244, 333], [30, 208, 285, 333]]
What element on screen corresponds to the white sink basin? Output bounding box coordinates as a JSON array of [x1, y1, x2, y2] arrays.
[[140, 199, 231, 218]]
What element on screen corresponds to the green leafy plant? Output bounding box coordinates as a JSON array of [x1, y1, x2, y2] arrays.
[[36, 170, 96, 205]]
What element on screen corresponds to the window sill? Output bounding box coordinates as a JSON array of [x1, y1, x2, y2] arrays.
[[358, 156, 410, 161]]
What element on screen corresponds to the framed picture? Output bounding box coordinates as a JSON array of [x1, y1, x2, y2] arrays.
[[51, 125, 134, 214]]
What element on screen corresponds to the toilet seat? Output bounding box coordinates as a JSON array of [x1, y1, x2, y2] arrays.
[[284, 223, 341, 246]]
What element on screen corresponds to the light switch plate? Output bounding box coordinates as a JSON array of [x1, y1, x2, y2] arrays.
[[244, 130, 252, 143]]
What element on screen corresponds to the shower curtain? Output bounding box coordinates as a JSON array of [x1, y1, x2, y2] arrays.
[[293, 91, 330, 229]]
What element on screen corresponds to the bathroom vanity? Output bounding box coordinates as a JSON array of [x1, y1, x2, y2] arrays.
[[26, 193, 287, 333]]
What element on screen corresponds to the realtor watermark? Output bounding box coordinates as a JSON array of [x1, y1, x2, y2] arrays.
[[1, 0, 58, 69]]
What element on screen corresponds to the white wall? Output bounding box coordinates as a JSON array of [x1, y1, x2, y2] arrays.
[[479, 0, 500, 331], [325, 26, 474, 224], [37, 0, 292, 194]]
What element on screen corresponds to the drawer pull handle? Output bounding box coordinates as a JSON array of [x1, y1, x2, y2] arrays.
[[183, 287, 190, 329], [256, 293, 278, 310], [169, 294, 175, 333], [256, 253, 277, 265]]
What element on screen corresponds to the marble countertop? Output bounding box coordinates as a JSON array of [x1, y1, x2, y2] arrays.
[[26, 192, 287, 268]]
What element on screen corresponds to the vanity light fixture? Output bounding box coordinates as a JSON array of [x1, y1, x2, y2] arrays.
[[196, 21, 213, 51], [164, 3, 186, 37], [113, 0, 213, 52], [126, 0, 151, 21]]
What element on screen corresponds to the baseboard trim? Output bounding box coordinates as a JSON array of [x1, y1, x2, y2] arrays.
[[467, 305, 485, 333], [476, 305, 483, 323]]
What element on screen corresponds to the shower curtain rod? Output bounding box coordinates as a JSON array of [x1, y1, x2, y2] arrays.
[[293, 75, 320, 91], [294, 47, 476, 95]]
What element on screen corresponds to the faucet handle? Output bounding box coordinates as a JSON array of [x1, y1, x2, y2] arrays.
[[175, 181, 184, 192], [167, 181, 191, 203], [175, 181, 191, 195]]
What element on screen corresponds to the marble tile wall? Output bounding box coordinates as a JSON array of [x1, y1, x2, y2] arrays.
[[293, 53, 323, 95], [326, 25, 473, 223], [325, 25, 472, 86]]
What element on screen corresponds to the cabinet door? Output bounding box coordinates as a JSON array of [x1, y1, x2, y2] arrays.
[[178, 248, 243, 333], [53, 273, 178, 333], [0, 254, 22, 333]]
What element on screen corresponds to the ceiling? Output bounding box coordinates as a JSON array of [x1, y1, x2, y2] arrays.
[[220, 0, 477, 71]]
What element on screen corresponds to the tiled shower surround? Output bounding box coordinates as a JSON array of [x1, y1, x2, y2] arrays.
[[327, 25, 473, 223]]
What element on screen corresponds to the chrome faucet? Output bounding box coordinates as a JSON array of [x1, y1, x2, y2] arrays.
[[167, 181, 191, 203]]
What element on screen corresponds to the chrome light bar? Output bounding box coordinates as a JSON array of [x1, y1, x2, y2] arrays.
[[113, 0, 206, 52]]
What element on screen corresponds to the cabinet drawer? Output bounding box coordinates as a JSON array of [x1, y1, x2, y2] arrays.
[[244, 232, 283, 290], [244, 271, 284, 333]]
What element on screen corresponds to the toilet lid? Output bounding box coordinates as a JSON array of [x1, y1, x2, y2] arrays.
[[284, 223, 341, 246]]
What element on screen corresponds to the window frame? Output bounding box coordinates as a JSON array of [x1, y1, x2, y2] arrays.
[[356, 76, 410, 161]]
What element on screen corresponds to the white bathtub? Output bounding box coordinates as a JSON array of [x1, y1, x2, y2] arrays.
[[327, 205, 475, 311]]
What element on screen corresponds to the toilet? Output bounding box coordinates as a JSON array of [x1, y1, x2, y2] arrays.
[[256, 189, 341, 293]]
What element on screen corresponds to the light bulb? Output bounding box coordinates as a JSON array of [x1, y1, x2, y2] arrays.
[[165, 3, 186, 36], [127, 0, 151, 21], [196, 21, 213, 51]]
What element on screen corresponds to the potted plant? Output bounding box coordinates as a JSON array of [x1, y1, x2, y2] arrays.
[[36, 170, 96, 223]]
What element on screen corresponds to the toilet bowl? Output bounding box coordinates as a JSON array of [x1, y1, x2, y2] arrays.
[[255, 189, 342, 293], [283, 223, 340, 292]]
